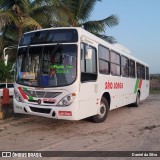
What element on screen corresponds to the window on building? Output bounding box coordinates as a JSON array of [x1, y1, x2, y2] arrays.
[[98, 45, 110, 75], [110, 51, 121, 76]]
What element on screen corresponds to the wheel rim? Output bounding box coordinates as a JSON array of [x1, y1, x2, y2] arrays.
[[98, 103, 106, 118]]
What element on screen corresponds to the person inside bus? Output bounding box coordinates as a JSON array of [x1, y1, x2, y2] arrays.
[[48, 53, 57, 86]]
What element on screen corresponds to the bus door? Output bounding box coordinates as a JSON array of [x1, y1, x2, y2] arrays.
[[78, 43, 98, 119]]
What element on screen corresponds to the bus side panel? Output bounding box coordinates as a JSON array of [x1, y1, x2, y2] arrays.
[[78, 82, 98, 120], [121, 78, 137, 106], [97, 76, 141, 110], [140, 80, 149, 101]]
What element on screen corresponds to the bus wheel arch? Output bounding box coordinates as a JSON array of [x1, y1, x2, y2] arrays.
[[134, 90, 141, 107], [91, 92, 110, 123], [102, 92, 111, 109]]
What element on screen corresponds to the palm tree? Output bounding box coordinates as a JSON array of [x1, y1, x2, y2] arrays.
[[53, 0, 119, 43], [0, 0, 42, 41], [0, 0, 37, 56], [0, 0, 119, 54], [0, 0, 58, 56], [0, 0, 68, 51]]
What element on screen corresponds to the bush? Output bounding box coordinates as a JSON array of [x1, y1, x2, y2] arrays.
[[0, 60, 14, 82]]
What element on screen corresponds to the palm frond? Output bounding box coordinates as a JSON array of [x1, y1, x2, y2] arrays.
[[0, 0, 14, 10], [14, 0, 30, 14], [0, 32, 17, 54], [51, 20, 70, 27], [31, 5, 53, 27], [96, 14, 119, 27], [82, 14, 119, 32], [90, 31, 117, 44], [98, 35, 117, 44], [22, 17, 42, 29], [82, 20, 105, 33], [0, 0, 30, 14], [0, 10, 18, 25], [0, 0, 119, 49], [77, 0, 98, 21], [2, 24, 18, 41]]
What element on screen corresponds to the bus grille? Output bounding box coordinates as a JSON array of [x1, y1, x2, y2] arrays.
[[23, 90, 61, 98], [30, 107, 51, 114]]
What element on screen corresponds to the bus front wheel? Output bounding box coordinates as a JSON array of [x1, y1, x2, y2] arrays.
[[92, 97, 109, 123]]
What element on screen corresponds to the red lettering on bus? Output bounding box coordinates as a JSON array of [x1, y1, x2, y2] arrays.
[[105, 82, 123, 90]]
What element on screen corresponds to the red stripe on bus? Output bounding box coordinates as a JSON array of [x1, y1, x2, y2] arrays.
[[18, 87, 28, 100], [138, 80, 142, 89]]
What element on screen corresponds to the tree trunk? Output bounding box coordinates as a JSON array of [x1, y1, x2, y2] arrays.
[[18, 26, 23, 42]]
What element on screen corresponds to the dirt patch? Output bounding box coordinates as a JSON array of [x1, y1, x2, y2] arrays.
[[0, 94, 160, 160], [143, 125, 160, 130]]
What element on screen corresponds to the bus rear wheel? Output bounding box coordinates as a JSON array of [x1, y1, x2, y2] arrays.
[[92, 97, 109, 123], [133, 92, 140, 107]]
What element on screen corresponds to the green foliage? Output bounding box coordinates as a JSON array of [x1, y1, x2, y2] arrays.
[[0, 60, 13, 82], [0, 0, 45, 53], [58, 0, 119, 43], [0, 0, 119, 53]]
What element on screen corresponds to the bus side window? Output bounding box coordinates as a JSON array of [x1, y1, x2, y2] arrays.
[[136, 62, 141, 79], [141, 65, 145, 80], [146, 67, 149, 80], [110, 51, 121, 76], [81, 43, 97, 82], [137, 63, 145, 80], [98, 45, 110, 75], [121, 56, 129, 77], [129, 59, 135, 78]]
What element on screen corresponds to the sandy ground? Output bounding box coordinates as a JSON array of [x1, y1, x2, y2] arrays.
[[0, 94, 160, 160]]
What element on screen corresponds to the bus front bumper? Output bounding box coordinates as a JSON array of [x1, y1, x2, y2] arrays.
[[13, 99, 79, 120]]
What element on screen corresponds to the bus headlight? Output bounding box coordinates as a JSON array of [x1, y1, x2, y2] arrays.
[[57, 93, 76, 106], [14, 90, 24, 103]]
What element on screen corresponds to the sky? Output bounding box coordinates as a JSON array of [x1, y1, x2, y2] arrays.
[[90, 0, 160, 74]]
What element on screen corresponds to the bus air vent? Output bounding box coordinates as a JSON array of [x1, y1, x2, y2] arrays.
[[30, 107, 51, 114]]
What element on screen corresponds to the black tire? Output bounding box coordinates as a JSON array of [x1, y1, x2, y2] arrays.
[[133, 92, 140, 107], [92, 97, 109, 123]]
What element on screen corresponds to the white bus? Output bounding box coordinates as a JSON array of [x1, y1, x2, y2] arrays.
[[13, 27, 149, 123]]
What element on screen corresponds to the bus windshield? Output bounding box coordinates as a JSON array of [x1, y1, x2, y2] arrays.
[[16, 44, 77, 87]]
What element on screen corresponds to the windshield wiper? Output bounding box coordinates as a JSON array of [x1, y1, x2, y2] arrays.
[[50, 43, 62, 56]]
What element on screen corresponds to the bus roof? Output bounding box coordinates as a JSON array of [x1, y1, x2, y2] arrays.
[[23, 27, 148, 67], [77, 27, 149, 67], [23, 27, 79, 34]]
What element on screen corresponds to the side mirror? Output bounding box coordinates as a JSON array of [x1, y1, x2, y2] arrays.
[[10, 63, 15, 72], [85, 48, 92, 60]]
